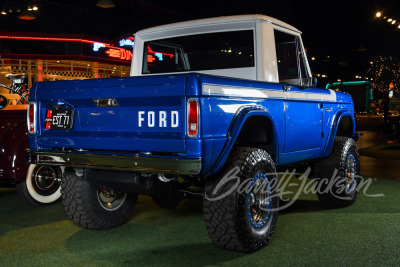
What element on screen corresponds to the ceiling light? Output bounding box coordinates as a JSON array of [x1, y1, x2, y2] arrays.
[[96, 0, 115, 8], [1, 9, 6, 15], [376, 11, 382, 18], [18, 10, 36, 20], [27, 6, 33, 11], [388, 18, 393, 22], [32, 5, 38, 11]]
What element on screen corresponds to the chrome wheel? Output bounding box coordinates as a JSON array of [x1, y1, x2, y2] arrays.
[[31, 166, 60, 195], [21, 164, 62, 205], [97, 188, 127, 211]]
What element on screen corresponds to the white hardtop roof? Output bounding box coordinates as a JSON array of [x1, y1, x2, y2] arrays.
[[136, 14, 301, 35]]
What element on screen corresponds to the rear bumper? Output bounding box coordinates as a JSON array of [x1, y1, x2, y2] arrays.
[[27, 150, 202, 175]]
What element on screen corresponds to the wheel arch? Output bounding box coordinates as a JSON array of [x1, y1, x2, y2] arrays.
[[206, 105, 279, 176], [321, 110, 356, 158]]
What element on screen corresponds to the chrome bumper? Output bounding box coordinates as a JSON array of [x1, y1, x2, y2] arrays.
[[27, 150, 202, 175]]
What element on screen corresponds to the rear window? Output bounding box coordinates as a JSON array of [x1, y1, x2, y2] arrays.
[[142, 30, 254, 74]]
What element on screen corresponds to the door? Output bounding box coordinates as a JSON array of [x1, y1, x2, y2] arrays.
[[274, 29, 323, 153]]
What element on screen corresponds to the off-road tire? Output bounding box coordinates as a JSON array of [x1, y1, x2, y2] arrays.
[[61, 171, 137, 230], [315, 137, 360, 208], [203, 147, 279, 252]]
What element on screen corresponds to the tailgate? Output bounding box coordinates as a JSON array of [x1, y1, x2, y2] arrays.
[[34, 75, 187, 153]]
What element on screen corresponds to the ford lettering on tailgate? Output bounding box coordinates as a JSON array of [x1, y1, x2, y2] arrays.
[[138, 110, 179, 128]]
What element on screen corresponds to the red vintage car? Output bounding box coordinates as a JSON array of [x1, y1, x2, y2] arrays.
[[0, 75, 62, 206]]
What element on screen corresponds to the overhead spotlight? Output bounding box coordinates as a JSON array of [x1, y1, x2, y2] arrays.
[[32, 5, 38, 11], [27, 6, 33, 11], [96, 0, 115, 8], [392, 20, 396, 25], [376, 11, 382, 18], [1, 9, 6, 15], [388, 18, 393, 22]]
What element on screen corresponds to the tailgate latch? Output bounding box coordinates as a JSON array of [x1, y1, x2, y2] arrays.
[[93, 98, 119, 107]]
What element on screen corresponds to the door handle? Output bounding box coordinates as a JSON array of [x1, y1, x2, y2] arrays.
[[325, 107, 333, 113], [283, 86, 293, 91]]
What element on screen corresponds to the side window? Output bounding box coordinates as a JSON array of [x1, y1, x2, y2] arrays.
[[142, 30, 255, 74], [274, 30, 310, 86], [297, 39, 309, 83]]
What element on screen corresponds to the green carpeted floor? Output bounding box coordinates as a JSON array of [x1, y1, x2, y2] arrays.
[[0, 176, 399, 266]]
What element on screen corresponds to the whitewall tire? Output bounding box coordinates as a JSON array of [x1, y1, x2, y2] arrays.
[[16, 164, 63, 206]]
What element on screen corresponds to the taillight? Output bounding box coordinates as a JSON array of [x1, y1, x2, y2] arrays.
[[187, 99, 199, 137], [27, 102, 36, 133]]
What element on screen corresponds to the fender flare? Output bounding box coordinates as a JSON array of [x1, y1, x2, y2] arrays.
[[207, 105, 279, 176], [321, 109, 356, 158]]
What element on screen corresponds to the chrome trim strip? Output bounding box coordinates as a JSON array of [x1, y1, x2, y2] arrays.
[[202, 84, 337, 102], [30, 151, 202, 175]]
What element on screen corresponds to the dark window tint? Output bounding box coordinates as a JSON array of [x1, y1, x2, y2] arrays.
[[274, 29, 310, 86], [143, 30, 254, 74], [274, 30, 299, 80]]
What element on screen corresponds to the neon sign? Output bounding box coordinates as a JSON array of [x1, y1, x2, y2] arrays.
[[147, 46, 174, 59], [119, 38, 134, 48], [105, 48, 132, 61], [93, 42, 106, 51], [148, 55, 155, 63], [154, 53, 163, 61]]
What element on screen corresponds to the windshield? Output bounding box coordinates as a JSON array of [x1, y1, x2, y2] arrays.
[[142, 30, 254, 74]]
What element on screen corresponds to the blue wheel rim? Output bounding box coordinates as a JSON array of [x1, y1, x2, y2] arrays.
[[246, 172, 272, 230]]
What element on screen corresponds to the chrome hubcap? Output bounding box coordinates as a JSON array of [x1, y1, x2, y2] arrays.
[[31, 166, 61, 196], [34, 166, 57, 190]]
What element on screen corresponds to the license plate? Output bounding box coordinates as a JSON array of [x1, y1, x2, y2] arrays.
[[44, 108, 74, 130]]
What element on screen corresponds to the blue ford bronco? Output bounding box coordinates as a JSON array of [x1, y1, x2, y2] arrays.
[[27, 15, 360, 252]]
